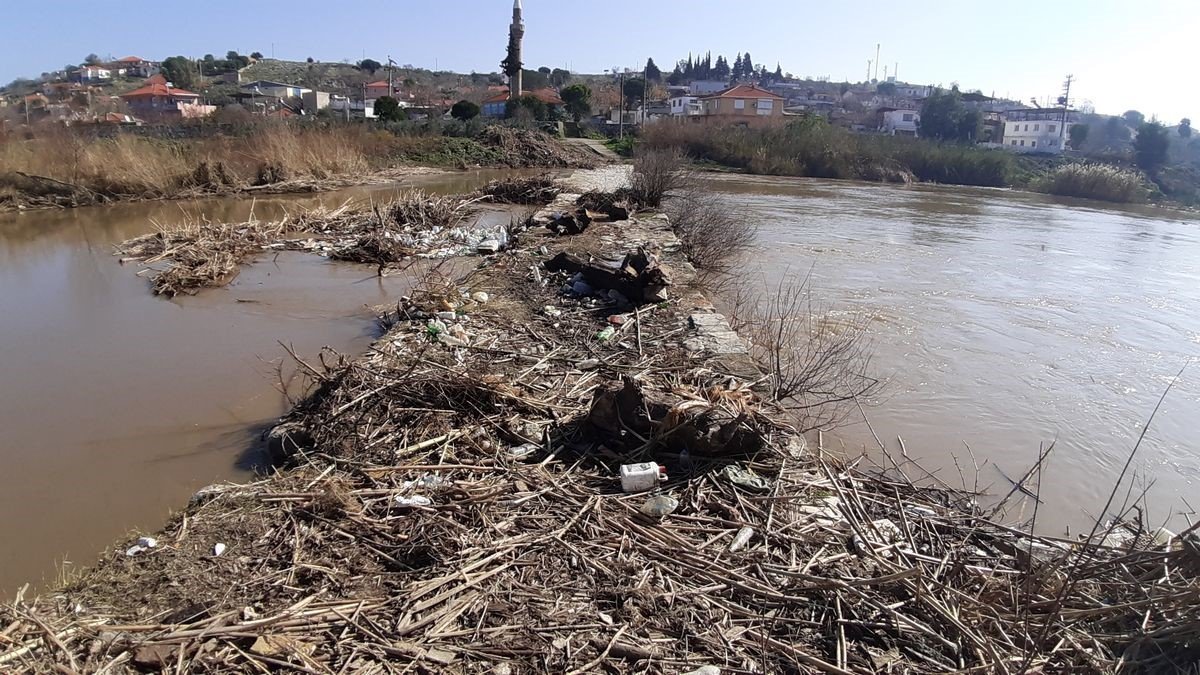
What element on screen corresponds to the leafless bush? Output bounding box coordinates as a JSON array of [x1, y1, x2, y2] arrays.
[[727, 274, 880, 431], [629, 147, 688, 208], [667, 187, 756, 275]]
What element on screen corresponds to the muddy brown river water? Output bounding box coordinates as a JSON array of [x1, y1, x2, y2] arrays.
[[704, 174, 1200, 534], [0, 170, 533, 595]]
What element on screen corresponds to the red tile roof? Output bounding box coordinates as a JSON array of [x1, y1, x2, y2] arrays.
[[365, 81, 392, 88], [116, 56, 148, 63], [699, 84, 784, 100], [121, 83, 200, 99], [146, 74, 168, 86]]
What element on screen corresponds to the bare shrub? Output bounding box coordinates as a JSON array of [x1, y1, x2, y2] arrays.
[[629, 147, 687, 208], [667, 187, 756, 275], [727, 274, 880, 431]]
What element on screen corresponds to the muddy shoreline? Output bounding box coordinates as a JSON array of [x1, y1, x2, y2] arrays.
[[2, 170, 1197, 672]]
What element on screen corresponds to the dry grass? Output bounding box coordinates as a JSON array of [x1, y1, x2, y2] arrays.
[[628, 147, 688, 208], [666, 187, 756, 275], [1036, 162, 1149, 203], [727, 274, 879, 432]]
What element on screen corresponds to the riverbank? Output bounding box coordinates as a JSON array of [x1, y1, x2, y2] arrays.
[[3, 170, 1198, 672], [0, 122, 598, 212]]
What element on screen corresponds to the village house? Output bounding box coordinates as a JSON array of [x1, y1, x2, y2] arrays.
[[240, 80, 311, 99], [364, 81, 397, 99], [120, 82, 212, 119], [878, 107, 920, 136], [695, 84, 785, 127], [688, 80, 729, 96], [1003, 108, 1075, 153], [669, 94, 701, 116], [480, 88, 564, 118], [74, 66, 111, 84], [111, 56, 159, 78]]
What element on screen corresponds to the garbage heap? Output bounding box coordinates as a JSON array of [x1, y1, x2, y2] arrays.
[[3, 176, 1198, 674]]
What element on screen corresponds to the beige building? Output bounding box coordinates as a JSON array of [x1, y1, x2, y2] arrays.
[[696, 84, 785, 126]]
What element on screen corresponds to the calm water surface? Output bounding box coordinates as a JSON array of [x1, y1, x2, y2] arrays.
[[706, 174, 1200, 532], [0, 170, 529, 595]]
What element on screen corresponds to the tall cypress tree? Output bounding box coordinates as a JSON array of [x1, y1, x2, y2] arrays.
[[732, 53, 743, 82], [743, 52, 754, 81]]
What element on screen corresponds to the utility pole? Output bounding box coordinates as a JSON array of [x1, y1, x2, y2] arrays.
[[866, 60, 871, 83], [642, 62, 648, 126], [1060, 74, 1073, 146], [387, 54, 393, 96], [618, 69, 626, 139], [874, 44, 880, 82]]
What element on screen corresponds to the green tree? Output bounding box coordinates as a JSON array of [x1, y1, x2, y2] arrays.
[[506, 94, 548, 121], [550, 68, 571, 87], [713, 56, 730, 80], [160, 56, 198, 90], [1068, 123, 1089, 150], [250, 51, 264, 60], [645, 58, 662, 82], [560, 83, 592, 122], [668, 64, 686, 85], [1133, 121, 1170, 174], [876, 82, 897, 96], [450, 99, 480, 121], [358, 59, 383, 74], [84, 54, 102, 66], [918, 87, 980, 143], [522, 68, 549, 90], [374, 96, 407, 122], [742, 52, 754, 80], [306, 57, 315, 64], [537, 66, 551, 75], [623, 77, 646, 110], [1122, 110, 1145, 126], [226, 51, 250, 69], [1180, 118, 1192, 138]]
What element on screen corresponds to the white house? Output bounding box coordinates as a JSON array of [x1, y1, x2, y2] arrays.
[[240, 80, 311, 99], [879, 107, 919, 136], [75, 66, 112, 83], [1004, 109, 1073, 153], [669, 95, 701, 116]]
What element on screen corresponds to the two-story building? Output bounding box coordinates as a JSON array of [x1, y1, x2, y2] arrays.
[[1003, 108, 1075, 153], [668, 95, 700, 116], [878, 107, 920, 136], [364, 81, 397, 100], [696, 84, 785, 127]]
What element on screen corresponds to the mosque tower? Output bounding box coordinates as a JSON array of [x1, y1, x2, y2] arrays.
[[508, 0, 524, 100]]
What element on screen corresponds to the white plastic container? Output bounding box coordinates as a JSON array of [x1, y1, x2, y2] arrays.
[[620, 462, 667, 493]]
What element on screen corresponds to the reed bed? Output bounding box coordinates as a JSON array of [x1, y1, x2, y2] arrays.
[[1036, 162, 1150, 203], [9, 185, 1198, 673]]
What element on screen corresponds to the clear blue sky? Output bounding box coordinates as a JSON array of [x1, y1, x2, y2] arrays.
[[1, 0, 1191, 121]]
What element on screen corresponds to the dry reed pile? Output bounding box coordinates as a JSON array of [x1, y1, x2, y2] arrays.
[[476, 175, 561, 205], [9, 197, 1200, 673], [115, 191, 483, 294]]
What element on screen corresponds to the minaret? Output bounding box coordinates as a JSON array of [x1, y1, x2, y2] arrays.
[[508, 0, 524, 100]]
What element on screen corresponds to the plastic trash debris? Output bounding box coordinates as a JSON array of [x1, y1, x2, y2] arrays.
[[906, 505, 937, 519], [571, 280, 593, 296], [596, 326, 616, 342], [723, 465, 771, 492], [509, 443, 540, 460], [640, 495, 679, 518], [125, 536, 158, 557], [607, 314, 626, 326], [435, 311, 457, 321], [1152, 527, 1177, 548], [683, 666, 721, 675], [402, 474, 446, 491], [471, 291, 490, 304], [729, 527, 754, 552], [621, 462, 667, 493], [396, 495, 433, 507], [241, 606, 258, 622], [213, 543, 227, 557], [476, 239, 502, 253], [542, 305, 563, 318], [853, 518, 905, 557], [578, 359, 600, 370]]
